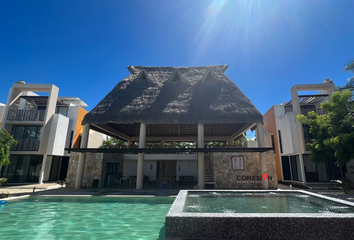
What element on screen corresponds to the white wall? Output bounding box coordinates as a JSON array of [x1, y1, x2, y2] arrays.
[[143, 160, 157, 181], [87, 130, 104, 148], [176, 160, 198, 182], [276, 110, 299, 155], [0, 104, 5, 123], [64, 105, 79, 155], [46, 114, 69, 155], [123, 160, 137, 178]]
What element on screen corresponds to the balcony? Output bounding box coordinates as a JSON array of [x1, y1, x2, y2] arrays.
[[7, 109, 46, 122], [300, 108, 326, 116], [11, 138, 40, 151]]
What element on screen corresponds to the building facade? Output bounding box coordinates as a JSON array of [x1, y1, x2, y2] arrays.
[[263, 81, 354, 184], [0, 81, 103, 184]]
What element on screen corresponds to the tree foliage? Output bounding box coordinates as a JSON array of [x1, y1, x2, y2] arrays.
[[297, 90, 354, 167], [341, 58, 354, 93], [100, 138, 127, 149], [0, 126, 18, 168]]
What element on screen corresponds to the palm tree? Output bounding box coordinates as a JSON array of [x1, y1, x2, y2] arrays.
[[340, 59, 354, 93], [343, 58, 354, 74]]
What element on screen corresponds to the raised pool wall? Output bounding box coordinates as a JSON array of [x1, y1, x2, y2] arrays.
[[165, 190, 354, 240], [66, 152, 123, 188], [210, 151, 278, 189]]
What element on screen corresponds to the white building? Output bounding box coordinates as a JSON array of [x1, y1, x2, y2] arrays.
[[263, 80, 354, 184], [0, 81, 103, 184]]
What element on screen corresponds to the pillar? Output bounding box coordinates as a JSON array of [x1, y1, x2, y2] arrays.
[[136, 123, 146, 189], [75, 124, 90, 189], [257, 122, 269, 189], [127, 139, 131, 148], [228, 139, 234, 147], [39, 154, 48, 184], [198, 123, 205, 189]]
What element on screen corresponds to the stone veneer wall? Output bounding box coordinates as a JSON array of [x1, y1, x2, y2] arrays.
[[211, 151, 278, 189], [66, 152, 79, 188], [66, 152, 124, 188]]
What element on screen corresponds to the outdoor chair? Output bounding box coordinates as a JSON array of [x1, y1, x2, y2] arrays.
[[161, 178, 169, 189]]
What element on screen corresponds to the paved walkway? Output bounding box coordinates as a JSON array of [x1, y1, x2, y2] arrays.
[[0, 183, 61, 195]]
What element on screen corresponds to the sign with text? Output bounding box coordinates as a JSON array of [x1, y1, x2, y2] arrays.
[[231, 156, 244, 171]]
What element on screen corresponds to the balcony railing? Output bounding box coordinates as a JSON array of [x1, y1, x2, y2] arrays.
[[300, 108, 326, 116], [7, 109, 46, 121], [11, 138, 40, 151]]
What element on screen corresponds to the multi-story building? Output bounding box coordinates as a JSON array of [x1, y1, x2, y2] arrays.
[[0, 81, 103, 184], [263, 80, 354, 185]]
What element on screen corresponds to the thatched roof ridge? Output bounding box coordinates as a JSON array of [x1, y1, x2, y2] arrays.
[[83, 65, 263, 125]]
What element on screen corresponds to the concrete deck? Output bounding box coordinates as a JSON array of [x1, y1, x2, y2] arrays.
[[1, 183, 353, 202]]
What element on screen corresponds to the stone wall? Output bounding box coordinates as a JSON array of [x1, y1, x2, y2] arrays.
[[66, 152, 124, 188], [82, 152, 104, 188], [211, 151, 278, 189], [66, 152, 79, 188]]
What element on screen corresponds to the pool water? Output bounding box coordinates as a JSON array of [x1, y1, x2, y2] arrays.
[[0, 197, 174, 240], [184, 191, 354, 213]]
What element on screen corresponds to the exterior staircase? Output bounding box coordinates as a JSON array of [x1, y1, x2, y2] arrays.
[[204, 155, 215, 185]]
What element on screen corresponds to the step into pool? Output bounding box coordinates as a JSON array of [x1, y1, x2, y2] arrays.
[[0, 196, 174, 239]]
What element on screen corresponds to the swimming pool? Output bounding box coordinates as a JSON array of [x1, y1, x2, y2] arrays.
[[0, 197, 174, 239], [184, 191, 354, 213], [166, 190, 354, 239]]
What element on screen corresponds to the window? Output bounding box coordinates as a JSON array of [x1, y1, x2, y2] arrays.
[[55, 106, 68, 116], [278, 130, 283, 153], [37, 106, 46, 111], [12, 126, 42, 139]]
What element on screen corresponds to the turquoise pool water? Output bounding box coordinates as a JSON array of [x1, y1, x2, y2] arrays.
[[184, 191, 354, 213], [0, 197, 174, 240]]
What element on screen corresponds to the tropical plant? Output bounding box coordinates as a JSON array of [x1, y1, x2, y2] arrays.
[[0, 126, 18, 168], [0, 192, 11, 199], [331, 178, 352, 194], [341, 58, 354, 96], [297, 90, 354, 173], [0, 178, 7, 186]]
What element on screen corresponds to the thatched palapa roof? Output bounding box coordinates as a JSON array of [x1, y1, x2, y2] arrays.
[[83, 65, 262, 127]]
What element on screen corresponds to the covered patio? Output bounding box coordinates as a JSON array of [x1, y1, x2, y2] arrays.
[[66, 65, 275, 190]]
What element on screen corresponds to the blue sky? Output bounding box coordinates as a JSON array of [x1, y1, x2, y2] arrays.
[[1, 0, 354, 114]]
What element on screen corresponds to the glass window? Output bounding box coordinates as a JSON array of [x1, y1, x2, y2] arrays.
[[55, 106, 68, 116], [281, 156, 292, 180], [13, 126, 25, 139], [37, 106, 47, 111], [24, 126, 38, 139], [12, 126, 42, 139]]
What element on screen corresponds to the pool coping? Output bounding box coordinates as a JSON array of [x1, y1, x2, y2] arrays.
[[166, 190, 354, 218], [1, 194, 177, 201]]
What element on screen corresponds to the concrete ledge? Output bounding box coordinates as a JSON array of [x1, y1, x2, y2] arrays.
[[165, 190, 354, 239], [0, 195, 30, 202]]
